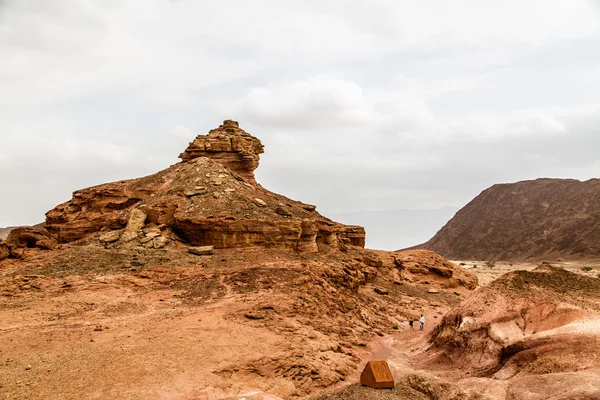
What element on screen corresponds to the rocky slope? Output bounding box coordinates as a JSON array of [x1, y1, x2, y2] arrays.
[[428, 265, 600, 377], [418, 178, 600, 261], [0, 120, 477, 399], [315, 265, 600, 400], [44, 120, 364, 252]]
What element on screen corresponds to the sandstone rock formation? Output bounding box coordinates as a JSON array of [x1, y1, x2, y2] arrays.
[[393, 250, 478, 290], [0, 120, 483, 399], [45, 121, 365, 253], [428, 265, 600, 378], [179, 120, 264, 184], [418, 178, 600, 260], [0, 241, 8, 261], [3, 227, 57, 258]]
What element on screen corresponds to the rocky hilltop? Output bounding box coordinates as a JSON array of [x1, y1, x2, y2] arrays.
[[418, 178, 600, 261], [0, 120, 478, 399], [179, 119, 264, 184], [44, 120, 364, 253]]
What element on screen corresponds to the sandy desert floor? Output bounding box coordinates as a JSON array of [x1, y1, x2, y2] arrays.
[[2, 251, 599, 400], [454, 259, 600, 285]]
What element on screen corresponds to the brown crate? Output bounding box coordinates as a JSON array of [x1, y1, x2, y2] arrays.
[[360, 360, 394, 389]]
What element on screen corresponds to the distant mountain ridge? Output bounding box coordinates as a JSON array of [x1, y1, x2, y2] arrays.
[[0, 223, 44, 241], [0, 227, 21, 240], [417, 178, 600, 261]]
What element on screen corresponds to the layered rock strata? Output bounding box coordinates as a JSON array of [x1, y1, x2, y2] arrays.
[[179, 120, 264, 184], [45, 121, 365, 253]]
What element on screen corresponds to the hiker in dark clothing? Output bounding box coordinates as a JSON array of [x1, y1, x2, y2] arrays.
[[409, 319, 414, 330]]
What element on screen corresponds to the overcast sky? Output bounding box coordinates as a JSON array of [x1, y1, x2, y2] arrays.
[[1, 1, 600, 249]]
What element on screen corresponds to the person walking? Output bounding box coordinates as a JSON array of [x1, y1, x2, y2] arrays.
[[409, 319, 414, 330], [419, 314, 425, 331]]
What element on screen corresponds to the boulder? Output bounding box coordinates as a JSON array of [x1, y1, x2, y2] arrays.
[[0, 241, 8, 261], [185, 187, 207, 197], [153, 236, 168, 249], [120, 208, 147, 242], [35, 239, 57, 250], [6, 227, 49, 248], [188, 246, 214, 256], [99, 231, 121, 244]]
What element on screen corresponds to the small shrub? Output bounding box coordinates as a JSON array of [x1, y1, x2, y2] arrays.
[[459, 262, 466, 266], [392, 325, 399, 330], [581, 266, 593, 272], [485, 260, 496, 268]]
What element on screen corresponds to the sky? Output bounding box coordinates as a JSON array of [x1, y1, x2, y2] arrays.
[[1, 1, 600, 249]]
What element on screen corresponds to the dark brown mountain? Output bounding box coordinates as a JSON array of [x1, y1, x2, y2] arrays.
[[417, 178, 600, 261]]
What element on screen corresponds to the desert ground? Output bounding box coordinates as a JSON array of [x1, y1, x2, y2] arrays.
[[2, 247, 599, 400], [453, 260, 600, 286], [0, 242, 474, 400]]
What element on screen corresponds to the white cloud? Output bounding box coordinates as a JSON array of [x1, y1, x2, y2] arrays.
[[1, 0, 600, 248]]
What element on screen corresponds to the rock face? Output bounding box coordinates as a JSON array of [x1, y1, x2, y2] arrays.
[[0, 241, 8, 261], [45, 121, 365, 253], [5, 227, 56, 250], [428, 266, 600, 380], [394, 249, 478, 290], [179, 120, 264, 184], [418, 178, 600, 260]]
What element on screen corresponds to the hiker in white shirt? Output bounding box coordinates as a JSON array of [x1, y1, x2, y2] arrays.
[[419, 314, 425, 331]]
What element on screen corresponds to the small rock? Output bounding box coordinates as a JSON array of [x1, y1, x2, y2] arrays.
[[428, 288, 440, 294], [188, 246, 214, 256], [224, 188, 236, 193], [153, 236, 168, 249], [186, 187, 208, 197], [254, 198, 267, 207], [374, 287, 389, 295], [25, 365, 31, 370], [94, 326, 103, 332], [217, 174, 227, 178], [99, 230, 121, 244], [275, 207, 292, 217], [244, 311, 266, 320], [212, 179, 223, 186], [302, 204, 316, 212], [231, 172, 245, 182], [140, 237, 153, 244]]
